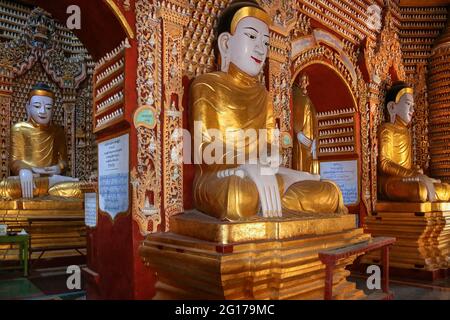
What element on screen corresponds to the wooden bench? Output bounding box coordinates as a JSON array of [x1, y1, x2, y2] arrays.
[[318, 236, 396, 300]]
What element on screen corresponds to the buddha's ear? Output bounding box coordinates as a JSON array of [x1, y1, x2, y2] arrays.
[[218, 32, 231, 72], [387, 101, 396, 123]]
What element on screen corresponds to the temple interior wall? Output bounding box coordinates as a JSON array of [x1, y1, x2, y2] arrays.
[[0, 0, 449, 231]]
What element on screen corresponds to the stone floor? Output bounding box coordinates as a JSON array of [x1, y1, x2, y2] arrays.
[[0, 266, 86, 300], [349, 275, 450, 300]]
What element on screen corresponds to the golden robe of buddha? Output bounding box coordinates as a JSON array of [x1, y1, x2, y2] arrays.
[[378, 83, 450, 202], [10, 120, 67, 175], [292, 83, 319, 174], [191, 64, 347, 220]]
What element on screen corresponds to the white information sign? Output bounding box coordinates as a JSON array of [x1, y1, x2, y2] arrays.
[[320, 160, 359, 205], [98, 134, 129, 219], [84, 193, 97, 227]]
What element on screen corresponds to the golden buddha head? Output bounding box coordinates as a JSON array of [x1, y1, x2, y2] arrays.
[[386, 81, 415, 125], [216, 0, 270, 76], [26, 83, 55, 126]]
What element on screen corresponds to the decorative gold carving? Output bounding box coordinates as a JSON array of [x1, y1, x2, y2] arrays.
[[356, 69, 370, 216], [269, 60, 292, 167], [429, 14, 450, 182], [134, 0, 163, 234], [298, 0, 381, 44], [410, 63, 430, 171], [161, 1, 189, 230], [183, 0, 231, 78]]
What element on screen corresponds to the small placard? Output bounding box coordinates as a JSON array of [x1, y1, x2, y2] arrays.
[[320, 160, 359, 205], [0, 224, 7, 236], [98, 134, 129, 219], [85, 193, 97, 228], [281, 132, 293, 149], [134, 106, 157, 130]]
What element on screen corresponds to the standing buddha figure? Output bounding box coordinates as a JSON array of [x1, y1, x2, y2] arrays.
[[378, 81, 450, 202], [0, 83, 84, 200], [292, 74, 319, 175], [190, 0, 347, 221]]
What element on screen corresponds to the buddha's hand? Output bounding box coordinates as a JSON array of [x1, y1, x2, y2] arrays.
[[311, 139, 318, 159], [19, 169, 35, 199], [217, 164, 282, 218], [416, 174, 438, 202], [297, 132, 312, 148], [32, 165, 61, 176]]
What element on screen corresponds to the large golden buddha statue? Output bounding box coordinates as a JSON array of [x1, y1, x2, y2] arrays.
[[0, 83, 83, 200], [378, 82, 450, 202], [190, 0, 347, 221]]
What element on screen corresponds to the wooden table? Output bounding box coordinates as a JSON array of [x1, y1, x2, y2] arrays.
[[318, 236, 396, 300], [0, 234, 29, 277]]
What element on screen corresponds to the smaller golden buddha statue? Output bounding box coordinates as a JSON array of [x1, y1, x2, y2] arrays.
[[378, 81, 450, 202], [0, 83, 84, 200], [292, 75, 319, 175]]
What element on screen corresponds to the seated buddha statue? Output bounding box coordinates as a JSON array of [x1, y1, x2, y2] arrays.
[[0, 83, 84, 200], [292, 75, 319, 175], [378, 82, 450, 202], [190, 0, 347, 221]]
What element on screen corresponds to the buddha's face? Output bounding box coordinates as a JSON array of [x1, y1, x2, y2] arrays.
[[26, 95, 54, 125], [388, 93, 415, 124], [218, 16, 269, 76]]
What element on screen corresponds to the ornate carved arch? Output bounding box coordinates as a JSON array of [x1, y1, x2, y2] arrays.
[[0, 8, 87, 88], [290, 31, 371, 215]]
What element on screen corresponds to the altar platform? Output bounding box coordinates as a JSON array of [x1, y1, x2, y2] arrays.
[[140, 211, 371, 300], [0, 197, 86, 263], [363, 202, 450, 279]]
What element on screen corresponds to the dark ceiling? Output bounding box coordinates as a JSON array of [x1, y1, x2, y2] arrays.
[[17, 0, 129, 60]]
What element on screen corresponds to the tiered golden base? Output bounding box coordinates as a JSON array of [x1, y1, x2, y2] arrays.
[[363, 202, 450, 271], [0, 197, 86, 261], [140, 211, 371, 300]]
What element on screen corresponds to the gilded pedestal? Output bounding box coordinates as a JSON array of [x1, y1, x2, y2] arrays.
[[363, 202, 450, 272], [0, 196, 86, 261], [140, 211, 370, 300]]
